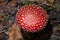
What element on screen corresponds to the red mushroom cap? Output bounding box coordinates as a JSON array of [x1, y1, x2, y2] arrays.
[[16, 4, 48, 32]]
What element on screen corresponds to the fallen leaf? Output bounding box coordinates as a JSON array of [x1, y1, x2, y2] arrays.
[[48, 0, 54, 4], [8, 0, 17, 7], [6, 23, 23, 40], [41, 0, 55, 6]]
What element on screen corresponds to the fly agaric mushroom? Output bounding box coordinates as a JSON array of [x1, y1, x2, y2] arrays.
[[16, 4, 48, 32]]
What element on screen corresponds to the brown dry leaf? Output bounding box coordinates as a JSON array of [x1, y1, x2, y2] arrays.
[[21, 0, 40, 1], [6, 23, 23, 40], [48, 0, 54, 4], [8, 0, 17, 7], [42, 0, 54, 6], [0, 0, 5, 3], [20, 0, 54, 6], [0, 1, 7, 6], [48, 0, 54, 6]]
